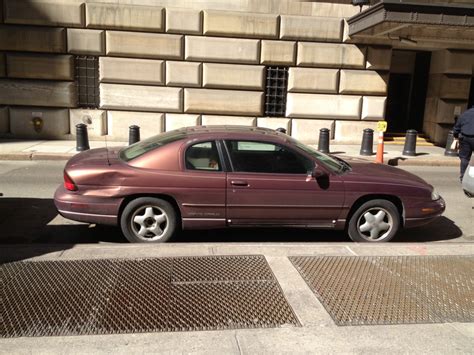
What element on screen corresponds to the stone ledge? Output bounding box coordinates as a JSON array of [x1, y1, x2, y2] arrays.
[[4, 0, 84, 27], [288, 68, 339, 94], [166, 61, 202, 87], [339, 70, 388, 95], [184, 88, 263, 116], [203, 63, 264, 90], [297, 42, 366, 69], [287, 93, 361, 119], [203, 10, 278, 39], [100, 83, 183, 112], [280, 15, 343, 42], [107, 31, 183, 60], [0, 25, 65, 53], [99, 57, 164, 85], [166, 8, 202, 34], [67, 29, 105, 55], [0, 80, 76, 107], [6, 54, 74, 81], [185, 36, 260, 64], [86, 3, 164, 32], [260, 40, 295, 65]]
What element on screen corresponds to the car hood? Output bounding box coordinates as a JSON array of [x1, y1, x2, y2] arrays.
[[67, 147, 123, 167], [339, 156, 431, 188]]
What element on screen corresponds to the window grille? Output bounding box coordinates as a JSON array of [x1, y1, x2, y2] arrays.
[[264, 66, 289, 117], [75, 56, 100, 108]]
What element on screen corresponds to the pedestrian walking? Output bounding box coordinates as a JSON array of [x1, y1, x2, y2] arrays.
[[453, 106, 474, 182]]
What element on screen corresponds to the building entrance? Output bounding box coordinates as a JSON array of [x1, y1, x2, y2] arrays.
[[385, 50, 431, 134]]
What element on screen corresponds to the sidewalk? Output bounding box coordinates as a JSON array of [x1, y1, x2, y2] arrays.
[[1, 243, 472, 354], [0, 138, 460, 166]]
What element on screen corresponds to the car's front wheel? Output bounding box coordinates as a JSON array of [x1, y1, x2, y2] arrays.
[[120, 197, 177, 243], [347, 199, 400, 242]]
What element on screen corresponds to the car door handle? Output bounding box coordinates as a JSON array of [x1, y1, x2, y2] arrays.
[[231, 180, 249, 187]]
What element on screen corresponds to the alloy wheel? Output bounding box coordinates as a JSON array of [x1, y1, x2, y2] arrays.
[[356, 207, 393, 241], [130, 205, 169, 241]]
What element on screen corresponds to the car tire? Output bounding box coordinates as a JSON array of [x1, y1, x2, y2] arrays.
[[347, 199, 400, 243], [120, 197, 177, 243]]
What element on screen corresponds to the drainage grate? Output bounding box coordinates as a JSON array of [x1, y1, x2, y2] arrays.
[[290, 255, 474, 326], [0, 256, 298, 337]]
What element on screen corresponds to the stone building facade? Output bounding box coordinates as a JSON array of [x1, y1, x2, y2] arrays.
[[0, 0, 473, 144]]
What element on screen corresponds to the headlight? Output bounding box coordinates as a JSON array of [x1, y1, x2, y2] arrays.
[[431, 190, 440, 201]]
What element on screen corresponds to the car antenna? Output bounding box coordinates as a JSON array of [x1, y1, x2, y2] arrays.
[[104, 133, 111, 166]]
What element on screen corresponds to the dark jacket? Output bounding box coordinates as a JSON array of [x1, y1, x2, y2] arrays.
[[453, 107, 474, 138]]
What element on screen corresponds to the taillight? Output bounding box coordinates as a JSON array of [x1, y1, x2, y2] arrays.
[[64, 171, 77, 191]]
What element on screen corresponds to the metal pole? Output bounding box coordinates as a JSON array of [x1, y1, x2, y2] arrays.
[[317, 128, 330, 153], [360, 128, 374, 156], [402, 129, 417, 156], [129, 125, 140, 145], [76, 123, 90, 151]]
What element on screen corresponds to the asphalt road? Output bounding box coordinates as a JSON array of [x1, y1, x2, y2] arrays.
[[0, 160, 472, 244]]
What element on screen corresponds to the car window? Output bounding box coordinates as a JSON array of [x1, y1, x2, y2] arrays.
[[288, 137, 345, 174], [120, 130, 186, 162], [185, 141, 221, 171], [225, 140, 311, 174]]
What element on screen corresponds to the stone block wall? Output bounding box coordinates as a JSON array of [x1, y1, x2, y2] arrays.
[[423, 49, 474, 145], [0, 0, 388, 143]]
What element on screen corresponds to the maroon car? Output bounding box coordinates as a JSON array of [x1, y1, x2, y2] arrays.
[[54, 126, 445, 243]]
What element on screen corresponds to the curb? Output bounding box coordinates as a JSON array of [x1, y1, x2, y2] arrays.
[[0, 152, 74, 161]]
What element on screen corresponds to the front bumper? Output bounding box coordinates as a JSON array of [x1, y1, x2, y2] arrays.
[[54, 185, 122, 226], [404, 196, 446, 228]]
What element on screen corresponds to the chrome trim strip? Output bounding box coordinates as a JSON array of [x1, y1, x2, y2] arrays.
[[58, 209, 117, 218], [226, 205, 339, 208], [405, 215, 442, 221], [182, 218, 226, 221], [230, 223, 335, 228], [182, 203, 225, 207]]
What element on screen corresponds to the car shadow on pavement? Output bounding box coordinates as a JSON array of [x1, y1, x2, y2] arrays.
[[394, 216, 464, 242], [0, 198, 465, 253], [0, 198, 127, 250], [176, 216, 463, 243]]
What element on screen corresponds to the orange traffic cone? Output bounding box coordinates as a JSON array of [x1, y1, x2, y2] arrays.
[[375, 131, 384, 164]]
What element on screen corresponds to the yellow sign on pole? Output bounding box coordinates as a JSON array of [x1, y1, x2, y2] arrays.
[[377, 120, 387, 132]]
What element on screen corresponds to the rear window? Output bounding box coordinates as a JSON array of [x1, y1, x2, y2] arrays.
[[120, 131, 186, 162]]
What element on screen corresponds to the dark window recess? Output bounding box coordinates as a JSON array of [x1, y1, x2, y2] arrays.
[[75, 56, 100, 108], [264, 66, 288, 117], [225, 140, 310, 174]]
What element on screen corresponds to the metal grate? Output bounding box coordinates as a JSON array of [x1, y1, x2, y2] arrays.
[[75, 56, 100, 108], [290, 255, 474, 326], [1, 256, 299, 337], [264, 66, 289, 117]]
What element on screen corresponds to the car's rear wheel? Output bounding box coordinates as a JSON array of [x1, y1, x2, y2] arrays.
[[347, 199, 400, 242], [120, 197, 176, 243]]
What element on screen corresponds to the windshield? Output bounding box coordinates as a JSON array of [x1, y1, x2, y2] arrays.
[[120, 130, 186, 162], [288, 137, 346, 174]]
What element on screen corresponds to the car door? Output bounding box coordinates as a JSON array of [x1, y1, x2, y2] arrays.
[[178, 140, 227, 229], [224, 140, 344, 227]]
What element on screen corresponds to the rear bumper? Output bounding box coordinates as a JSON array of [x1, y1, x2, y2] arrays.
[[404, 196, 446, 228], [54, 185, 122, 226]]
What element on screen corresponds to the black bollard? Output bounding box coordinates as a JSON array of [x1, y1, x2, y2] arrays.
[[76, 123, 90, 151], [402, 129, 417, 156], [360, 128, 374, 156], [276, 127, 287, 134], [129, 125, 140, 145], [318, 128, 330, 153], [444, 130, 458, 157]]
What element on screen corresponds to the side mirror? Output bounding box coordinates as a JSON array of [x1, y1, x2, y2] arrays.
[[307, 164, 326, 180]]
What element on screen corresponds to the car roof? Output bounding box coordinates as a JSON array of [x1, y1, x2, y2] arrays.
[[173, 125, 289, 140]]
